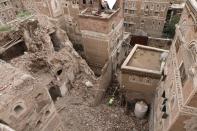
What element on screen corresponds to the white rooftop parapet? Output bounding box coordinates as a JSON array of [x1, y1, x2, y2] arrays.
[[190, 0, 197, 11], [170, 3, 185, 9], [0, 123, 15, 131]]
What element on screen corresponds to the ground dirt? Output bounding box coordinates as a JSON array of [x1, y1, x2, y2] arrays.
[[55, 90, 149, 131]]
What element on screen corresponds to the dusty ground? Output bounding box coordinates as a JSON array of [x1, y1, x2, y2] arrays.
[[55, 91, 149, 131]]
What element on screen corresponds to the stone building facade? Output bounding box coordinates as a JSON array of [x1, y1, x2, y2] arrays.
[[61, 0, 82, 46], [34, 0, 64, 18], [0, 60, 64, 131], [121, 44, 168, 103], [153, 0, 197, 130], [0, 0, 16, 24], [170, 0, 186, 4], [123, 0, 169, 37], [78, 0, 124, 74], [22, 0, 82, 47]]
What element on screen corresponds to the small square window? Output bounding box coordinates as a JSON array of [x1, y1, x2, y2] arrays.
[[175, 39, 181, 53]]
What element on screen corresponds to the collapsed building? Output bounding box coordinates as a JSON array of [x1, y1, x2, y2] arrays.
[[0, 60, 64, 131], [0, 18, 102, 130]]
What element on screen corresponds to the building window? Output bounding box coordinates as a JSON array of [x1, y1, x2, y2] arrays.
[[161, 5, 165, 11], [170, 95, 175, 110], [144, 10, 148, 16], [83, 0, 86, 4], [145, 5, 149, 10], [161, 90, 168, 119], [179, 62, 187, 87], [73, 0, 76, 4], [124, 9, 128, 13], [89, 0, 93, 4], [3, 2, 8, 6], [112, 23, 115, 30], [155, 12, 159, 16], [150, 4, 154, 10], [131, 2, 136, 9], [14, 105, 24, 114], [140, 20, 145, 28], [158, 22, 161, 29], [175, 39, 181, 53], [156, 4, 160, 11], [129, 10, 135, 14], [124, 23, 127, 27]]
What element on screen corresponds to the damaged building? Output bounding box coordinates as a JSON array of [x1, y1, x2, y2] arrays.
[[0, 18, 99, 130], [0, 60, 64, 131]]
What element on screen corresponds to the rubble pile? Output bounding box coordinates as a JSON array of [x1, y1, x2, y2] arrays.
[[9, 19, 98, 104], [0, 30, 22, 47], [0, 19, 147, 130]]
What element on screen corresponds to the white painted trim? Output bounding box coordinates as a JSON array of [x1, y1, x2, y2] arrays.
[[121, 44, 169, 75]]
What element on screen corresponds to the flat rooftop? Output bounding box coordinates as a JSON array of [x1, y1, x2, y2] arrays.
[[122, 44, 168, 75], [79, 8, 120, 19]]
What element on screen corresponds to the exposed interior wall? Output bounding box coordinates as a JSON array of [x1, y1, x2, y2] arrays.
[[50, 32, 63, 51], [0, 41, 27, 61], [148, 37, 172, 50], [93, 60, 113, 106]]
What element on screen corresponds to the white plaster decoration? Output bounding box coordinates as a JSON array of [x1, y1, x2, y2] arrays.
[[51, 0, 62, 17]]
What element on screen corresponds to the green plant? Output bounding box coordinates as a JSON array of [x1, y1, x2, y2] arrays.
[[0, 25, 11, 32], [163, 15, 180, 38], [16, 10, 31, 18]]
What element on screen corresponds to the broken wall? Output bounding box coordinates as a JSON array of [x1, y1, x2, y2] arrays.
[[93, 60, 113, 105], [0, 60, 64, 131], [148, 37, 172, 50]]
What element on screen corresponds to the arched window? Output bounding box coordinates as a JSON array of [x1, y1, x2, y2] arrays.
[[14, 105, 24, 114], [188, 41, 197, 62]]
